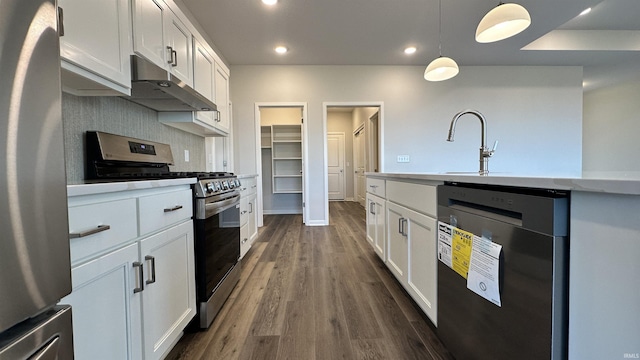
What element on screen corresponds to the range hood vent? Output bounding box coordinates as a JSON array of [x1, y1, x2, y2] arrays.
[[124, 55, 217, 112]]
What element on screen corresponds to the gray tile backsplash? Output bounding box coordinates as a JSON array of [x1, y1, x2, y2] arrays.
[[62, 93, 205, 183]]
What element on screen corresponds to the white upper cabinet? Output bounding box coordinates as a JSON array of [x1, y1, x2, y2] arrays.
[[59, 0, 132, 95], [164, 10, 193, 86], [193, 38, 217, 125], [131, 0, 166, 67], [214, 62, 231, 133], [132, 0, 193, 87]]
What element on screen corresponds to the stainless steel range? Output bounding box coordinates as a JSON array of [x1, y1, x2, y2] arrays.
[[86, 131, 241, 329], [192, 175, 241, 328]]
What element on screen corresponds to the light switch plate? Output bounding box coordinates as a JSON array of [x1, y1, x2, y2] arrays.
[[184, 150, 190, 162], [397, 155, 410, 163]]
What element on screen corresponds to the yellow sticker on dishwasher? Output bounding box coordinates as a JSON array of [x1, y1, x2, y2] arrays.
[[451, 227, 474, 279]]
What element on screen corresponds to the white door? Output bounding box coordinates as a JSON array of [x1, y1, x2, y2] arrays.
[[354, 126, 366, 207], [327, 132, 345, 200]]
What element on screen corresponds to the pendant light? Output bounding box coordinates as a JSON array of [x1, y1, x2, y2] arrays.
[[424, 0, 459, 82], [475, 2, 531, 43]]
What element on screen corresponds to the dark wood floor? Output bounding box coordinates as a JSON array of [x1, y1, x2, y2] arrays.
[[167, 201, 453, 360]]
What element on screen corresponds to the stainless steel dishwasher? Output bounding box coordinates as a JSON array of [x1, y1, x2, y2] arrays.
[[437, 183, 569, 360]]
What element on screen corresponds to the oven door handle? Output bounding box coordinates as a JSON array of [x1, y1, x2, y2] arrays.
[[203, 195, 240, 218]]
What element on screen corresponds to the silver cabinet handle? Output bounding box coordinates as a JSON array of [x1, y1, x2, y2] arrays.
[[402, 219, 408, 236], [369, 202, 375, 214], [215, 110, 221, 122], [249, 202, 253, 214], [166, 46, 174, 64], [69, 224, 110, 238], [252, 184, 257, 188], [172, 49, 178, 67], [58, 7, 64, 36], [398, 217, 403, 235], [145, 255, 156, 285], [241, 238, 248, 244], [241, 210, 247, 215], [133, 262, 144, 293], [164, 205, 183, 212]]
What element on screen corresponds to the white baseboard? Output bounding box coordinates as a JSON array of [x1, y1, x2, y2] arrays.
[[263, 209, 303, 215], [305, 219, 328, 226], [345, 197, 355, 202]]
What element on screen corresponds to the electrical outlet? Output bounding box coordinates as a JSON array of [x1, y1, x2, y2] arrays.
[[397, 155, 410, 163], [184, 150, 190, 162]]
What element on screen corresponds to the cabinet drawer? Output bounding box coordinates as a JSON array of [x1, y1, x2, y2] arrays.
[[240, 177, 257, 197], [386, 181, 437, 217], [68, 198, 138, 264], [139, 189, 193, 236], [367, 178, 386, 197]]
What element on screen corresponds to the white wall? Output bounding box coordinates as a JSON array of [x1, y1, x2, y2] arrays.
[[583, 79, 640, 177], [231, 65, 583, 224]]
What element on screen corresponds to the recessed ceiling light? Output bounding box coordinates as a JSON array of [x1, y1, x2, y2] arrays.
[[404, 47, 417, 55], [262, 0, 277, 5], [579, 7, 591, 16], [275, 46, 288, 54]]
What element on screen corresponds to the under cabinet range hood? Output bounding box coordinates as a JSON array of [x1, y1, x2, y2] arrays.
[[124, 55, 218, 112]]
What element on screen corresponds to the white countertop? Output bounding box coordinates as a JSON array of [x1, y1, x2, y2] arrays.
[[67, 178, 197, 197], [237, 174, 258, 179], [367, 172, 640, 196]]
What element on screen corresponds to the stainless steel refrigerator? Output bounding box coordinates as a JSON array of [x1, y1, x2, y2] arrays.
[[0, 0, 74, 358]]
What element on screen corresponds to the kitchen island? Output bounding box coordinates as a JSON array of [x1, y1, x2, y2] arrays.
[[366, 172, 640, 360]]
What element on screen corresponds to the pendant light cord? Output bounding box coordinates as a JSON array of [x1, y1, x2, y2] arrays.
[[438, 0, 442, 56]]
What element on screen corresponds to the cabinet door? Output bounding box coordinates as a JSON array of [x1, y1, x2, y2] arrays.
[[132, 0, 167, 68], [240, 223, 250, 259], [366, 195, 377, 247], [164, 11, 193, 86], [214, 63, 230, 133], [386, 202, 408, 283], [405, 209, 438, 325], [373, 196, 386, 261], [193, 38, 216, 125], [59, 0, 131, 90], [60, 243, 142, 360], [139, 220, 196, 360], [248, 193, 258, 243]]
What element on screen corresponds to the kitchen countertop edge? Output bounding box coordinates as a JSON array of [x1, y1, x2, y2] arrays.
[[366, 172, 640, 196], [67, 178, 198, 197], [237, 174, 259, 179]]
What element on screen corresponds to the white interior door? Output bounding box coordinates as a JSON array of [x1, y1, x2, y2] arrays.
[[354, 126, 366, 207], [327, 132, 345, 200]]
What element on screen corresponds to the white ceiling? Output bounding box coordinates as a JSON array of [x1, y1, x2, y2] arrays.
[[178, 0, 640, 90]]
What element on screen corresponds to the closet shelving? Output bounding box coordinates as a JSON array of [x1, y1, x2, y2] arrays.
[[270, 124, 302, 194]]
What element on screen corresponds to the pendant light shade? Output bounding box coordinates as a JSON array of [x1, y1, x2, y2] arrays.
[[424, 0, 459, 82], [424, 56, 459, 81], [475, 3, 531, 43]]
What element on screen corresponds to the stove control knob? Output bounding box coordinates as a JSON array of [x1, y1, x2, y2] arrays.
[[206, 182, 214, 193], [215, 182, 222, 191], [229, 181, 235, 189]]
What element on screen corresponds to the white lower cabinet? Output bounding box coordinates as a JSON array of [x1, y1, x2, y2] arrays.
[[366, 192, 386, 261], [239, 176, 258, 259], [386, 201, 408, 281], [63, 185, 196, 360], [139, 221, 195, 360], [61, 242, 142, 360], [382, 179, 439, 325]]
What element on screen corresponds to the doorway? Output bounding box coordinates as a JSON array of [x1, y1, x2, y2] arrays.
[[254, 103, 308, 226], [324, 103, 383, 220]]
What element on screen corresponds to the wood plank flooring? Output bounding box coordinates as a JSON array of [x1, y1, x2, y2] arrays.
[[167, 201, 454, 360]]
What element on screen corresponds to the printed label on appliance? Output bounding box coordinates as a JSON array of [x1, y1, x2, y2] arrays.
[[451, 227, 474, 279], [437, 222, 453, 268], [467, 235, 502, 307]]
